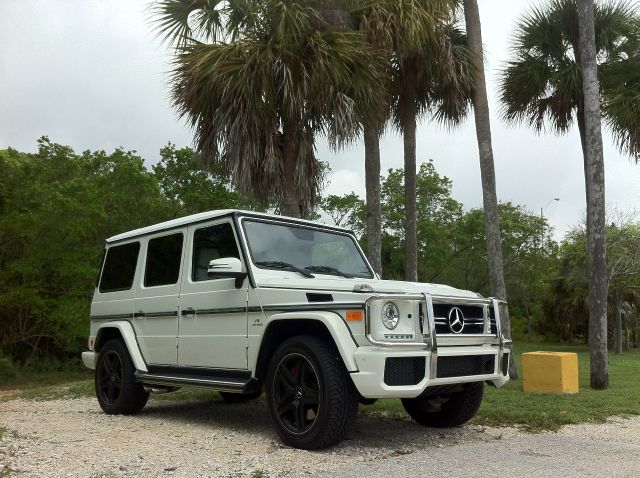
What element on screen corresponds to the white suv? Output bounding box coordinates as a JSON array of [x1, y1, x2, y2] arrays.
[[82, 210, 511, 449]]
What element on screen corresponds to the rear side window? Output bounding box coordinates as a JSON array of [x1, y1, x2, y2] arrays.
[[192, 223, 240, 281], [99, 242, 140, 292], [144, 233, 184, 287]]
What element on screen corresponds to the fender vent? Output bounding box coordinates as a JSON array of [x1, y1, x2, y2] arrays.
[[306, 293, 333, 302]]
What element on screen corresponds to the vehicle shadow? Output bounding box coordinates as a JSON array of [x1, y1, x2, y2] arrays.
[[137, 396, 481, 451]]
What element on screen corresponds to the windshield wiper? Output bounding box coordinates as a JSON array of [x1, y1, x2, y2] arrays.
[[304, 265, 354, 278], [255, 261, 315, 278]]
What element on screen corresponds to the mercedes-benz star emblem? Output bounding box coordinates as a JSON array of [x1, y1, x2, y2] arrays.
[[448, 307, 465, 334]]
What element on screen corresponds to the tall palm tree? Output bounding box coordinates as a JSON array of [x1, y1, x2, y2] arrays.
[[463, 0, 516, 378], [354, 0, 473, 281], [152, 0, 383, 217], [501, 0, 640, 388], [578, 0, 609, 389]]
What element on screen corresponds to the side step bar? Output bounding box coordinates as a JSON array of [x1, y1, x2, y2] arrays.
[[135, 372, 250, 393]]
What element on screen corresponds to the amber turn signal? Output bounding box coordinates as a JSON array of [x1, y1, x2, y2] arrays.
[[346, 310, 363, 321]]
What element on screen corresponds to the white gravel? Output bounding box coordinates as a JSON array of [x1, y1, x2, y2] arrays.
[[0, 394, 638, 477]]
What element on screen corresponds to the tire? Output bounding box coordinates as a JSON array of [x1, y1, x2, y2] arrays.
[[401, 382, 484, 428], [265, 336, 358, 450], [219, 390, 262, 403], [95, 338, 149, 415]]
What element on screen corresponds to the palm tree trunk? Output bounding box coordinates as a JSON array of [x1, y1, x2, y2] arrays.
[[463, 0, 516, 378], [281, 123, 301, 218], [578, 0, 609, 389], [400, 89, 418, 282], [364, 121, 383, 276]]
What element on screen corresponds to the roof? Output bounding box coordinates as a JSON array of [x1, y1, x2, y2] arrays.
[[106, 209, 352, 243]]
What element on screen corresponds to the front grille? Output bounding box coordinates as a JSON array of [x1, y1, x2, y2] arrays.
[[432, 303, 494, 335], [436, 355, 495, 378], [384, 357, 426, 386]]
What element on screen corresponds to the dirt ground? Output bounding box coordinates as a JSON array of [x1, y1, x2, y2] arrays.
[[0, 395, 638, 477]]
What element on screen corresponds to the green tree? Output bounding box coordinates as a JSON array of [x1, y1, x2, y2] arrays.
[[319, 192, 366, 235], [153, 0, 383, 217], [152, 144, 255, 217], [0, 139, 167, 361], [380, 161, 463, 281]]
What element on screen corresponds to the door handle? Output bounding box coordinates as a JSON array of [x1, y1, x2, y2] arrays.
[[181, 307, 195, 317], [133, 311, 145, 319]]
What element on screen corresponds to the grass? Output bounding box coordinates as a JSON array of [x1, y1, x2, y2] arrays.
[[0, 362, 92, 392], [364, 341, 640, 431], [3, 342, 639, 431]]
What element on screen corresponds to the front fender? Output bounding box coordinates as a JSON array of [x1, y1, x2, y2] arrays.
[[262, 311, 359, 372], [94, 321, 148, 372]]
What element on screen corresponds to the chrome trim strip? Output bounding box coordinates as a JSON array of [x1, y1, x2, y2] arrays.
[[491, 298, 513, 375], [135, 372, 246, 392], [143, 311, 178, 318], [430, 295, 494, 305], [90, 313, 133, 321], [423, 293, 438, 379]]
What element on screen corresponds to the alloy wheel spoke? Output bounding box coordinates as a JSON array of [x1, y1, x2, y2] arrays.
[[294, 401, 306, 432], [102, 356, 113, 375], [278, 363, 297, 391], [276, 395, 294, 415], [107, 381, 115, 403], [302, 385, 319, 404]]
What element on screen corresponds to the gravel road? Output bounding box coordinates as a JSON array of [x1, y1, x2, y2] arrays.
[[1, 393, 638, 478]]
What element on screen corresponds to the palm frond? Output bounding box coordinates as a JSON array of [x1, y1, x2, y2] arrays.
[[150, 0, 226, 47], [500, 0, 640, 148]]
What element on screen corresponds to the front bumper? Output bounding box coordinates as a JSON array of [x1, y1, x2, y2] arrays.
[[352, 294, 511, 398], [82, 351, 97, 370], [350, 344, 510, 398]]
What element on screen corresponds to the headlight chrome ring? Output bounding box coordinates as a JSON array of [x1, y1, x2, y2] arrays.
[[381, 302, 400, 330]]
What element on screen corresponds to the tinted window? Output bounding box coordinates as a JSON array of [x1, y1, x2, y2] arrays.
[[99, 242, 140, 292], [144, 233, 184, 287], [192, 223, 240, 281]]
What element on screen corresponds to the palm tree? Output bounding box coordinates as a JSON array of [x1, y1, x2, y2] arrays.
[[463, 0, 516, 378], [500, 0, 640, 161], [354, 0, 473, 281], [152, 0, 383, 217], [501, 0, 640, 388], [578, 0, 609, 389]]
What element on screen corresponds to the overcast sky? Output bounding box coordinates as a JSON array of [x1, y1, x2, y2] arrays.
[[1, 0, 638, 239]]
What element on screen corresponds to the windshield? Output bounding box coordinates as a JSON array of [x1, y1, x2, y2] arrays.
[[243, 220, 374, 279]]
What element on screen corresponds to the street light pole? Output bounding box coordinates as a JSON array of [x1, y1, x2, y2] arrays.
[[540, 198, 560, 249], [530, 198, 560, 342]]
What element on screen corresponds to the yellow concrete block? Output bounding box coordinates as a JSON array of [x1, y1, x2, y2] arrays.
[[522, 352, 579, 394]]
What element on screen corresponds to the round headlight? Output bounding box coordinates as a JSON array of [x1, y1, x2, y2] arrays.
[[381, 302, 400, 330]]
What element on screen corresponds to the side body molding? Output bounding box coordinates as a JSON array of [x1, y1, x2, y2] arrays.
[[257, 311, 359, 372], [95, 321, 148, 372]]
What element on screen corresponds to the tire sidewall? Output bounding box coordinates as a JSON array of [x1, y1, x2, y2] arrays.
[[95, 338, 148, 414], [265, 337, 341, 448]]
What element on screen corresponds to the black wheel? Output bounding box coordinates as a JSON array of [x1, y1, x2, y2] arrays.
[[401, 382, 483, 428], [266, 336, 357, 450], [95, 338, 149, 415], [219, 390, 262, 403]]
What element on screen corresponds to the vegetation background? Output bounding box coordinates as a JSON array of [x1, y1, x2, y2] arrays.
[[1, 138, 638, 381]]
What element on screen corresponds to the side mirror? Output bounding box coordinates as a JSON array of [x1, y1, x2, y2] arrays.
[[207, 257, 247, 288]]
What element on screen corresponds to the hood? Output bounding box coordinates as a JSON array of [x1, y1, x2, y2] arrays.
[[253, 273, 480, 299]]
